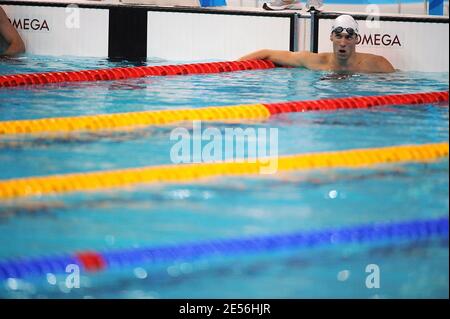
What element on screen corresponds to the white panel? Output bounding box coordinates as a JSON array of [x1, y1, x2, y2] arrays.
[[297, 18, 310, 52], [318, 19, 449, 72], [147, 11, 291, 61], [2, 5, 109, 57]]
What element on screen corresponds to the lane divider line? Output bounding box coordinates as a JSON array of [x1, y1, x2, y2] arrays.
[[0, 91, 447, 136], [0, 60, 276, 88], [0, 104, 271, 135], [0, 142, 447, 200], [0, 216, 447, 279]]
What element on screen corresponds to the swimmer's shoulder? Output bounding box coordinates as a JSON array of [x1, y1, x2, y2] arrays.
[[296, 51, 330, 60], [357, 53, 395, 73], [292, 51, 331, 68], [316, 52, 332, 62], [0, 7, 8, 21]]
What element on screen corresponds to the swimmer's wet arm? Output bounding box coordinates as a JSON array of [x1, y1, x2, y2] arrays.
[[0, 9, 25, 56], [238, 49, 307, 67], [238, 50, 327, 69]]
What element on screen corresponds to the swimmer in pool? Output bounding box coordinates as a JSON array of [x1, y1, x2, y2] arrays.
[[0, 7, 25, 57], [238, 15, 395, 74]]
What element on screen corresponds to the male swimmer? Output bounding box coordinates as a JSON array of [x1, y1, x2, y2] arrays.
[[239, 15, 395, 73]]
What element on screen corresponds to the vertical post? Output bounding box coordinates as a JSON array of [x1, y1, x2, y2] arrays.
[[310, 9, 319, 53], [429, 0, 444, 15], [290, 14, 299, 52], [109, 7, 147, 61]]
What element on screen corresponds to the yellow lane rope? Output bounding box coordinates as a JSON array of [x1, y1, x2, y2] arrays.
[[0, 143, 447, 200], [0, 104, 271, 135]]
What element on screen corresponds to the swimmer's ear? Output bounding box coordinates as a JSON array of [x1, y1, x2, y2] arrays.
[[329, 34, 333, 41]]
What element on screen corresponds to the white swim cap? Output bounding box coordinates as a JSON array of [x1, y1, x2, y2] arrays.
[[331, 15, 359, 35]]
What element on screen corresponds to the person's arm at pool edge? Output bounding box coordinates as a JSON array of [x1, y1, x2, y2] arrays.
[[238, 49, 301, 67], [0, 8, 25, 57], [238, 49, 325, 68]]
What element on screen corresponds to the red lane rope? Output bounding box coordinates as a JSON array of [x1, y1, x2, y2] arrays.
[[0, 60, 276, 88], [263, 91, 449, 114]]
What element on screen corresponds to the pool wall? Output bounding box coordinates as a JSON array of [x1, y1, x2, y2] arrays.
[[0, 0, 448, 72]]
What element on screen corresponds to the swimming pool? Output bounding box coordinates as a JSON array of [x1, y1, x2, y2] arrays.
[[0, 55, 448, 298]]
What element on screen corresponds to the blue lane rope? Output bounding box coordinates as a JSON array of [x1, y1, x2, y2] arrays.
[[0, 217, 448, 280]]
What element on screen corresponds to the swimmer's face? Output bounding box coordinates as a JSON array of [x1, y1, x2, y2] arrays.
[[330, 31, 357, 61]]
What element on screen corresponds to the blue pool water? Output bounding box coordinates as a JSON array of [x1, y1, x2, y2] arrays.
[[0, 55, 448, 298]]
